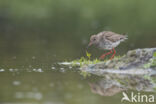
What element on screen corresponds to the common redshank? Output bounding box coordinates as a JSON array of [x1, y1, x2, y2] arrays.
[[87, 31, 127, 60]]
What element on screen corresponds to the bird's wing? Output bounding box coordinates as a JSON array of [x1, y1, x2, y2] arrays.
[[99, 31, 113, 41], [107, 34, 125, 42], [104, 32, 126, 42]]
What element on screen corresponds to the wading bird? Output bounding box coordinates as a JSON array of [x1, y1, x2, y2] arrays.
[[87, 31, 127, 60]]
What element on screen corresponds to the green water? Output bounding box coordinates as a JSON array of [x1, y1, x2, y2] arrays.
[[0, 54, 122, 104], [0, 0, 156, 104]]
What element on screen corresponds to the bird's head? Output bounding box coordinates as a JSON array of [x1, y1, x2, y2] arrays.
[[87, 35, 99, 48]]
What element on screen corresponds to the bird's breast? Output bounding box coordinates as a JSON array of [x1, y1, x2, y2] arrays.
[[98, 41, 120, 50]]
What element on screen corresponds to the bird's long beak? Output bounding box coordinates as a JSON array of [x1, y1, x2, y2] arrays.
[[86, 42, 93, 49]]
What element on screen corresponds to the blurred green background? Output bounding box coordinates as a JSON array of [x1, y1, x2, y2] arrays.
[[0, 0, 156, 104], [0, 0, 156, 61]]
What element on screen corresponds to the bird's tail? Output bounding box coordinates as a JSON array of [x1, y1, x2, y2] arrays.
[[119, 35, 128, 42], [120, 33, 128, 42], [124, 35, 128, 40], [123, 33, 128, 39]]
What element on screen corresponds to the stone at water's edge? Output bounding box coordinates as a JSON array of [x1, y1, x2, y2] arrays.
[[81, 48, 156, 76], [81, 48, 156, 96]]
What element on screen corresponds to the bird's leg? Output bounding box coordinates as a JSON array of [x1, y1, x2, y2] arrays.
[[110, 48, 116, 60], [99, 50, 112, 60]]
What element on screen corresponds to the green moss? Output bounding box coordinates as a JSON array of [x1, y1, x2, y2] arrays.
[[116, 79, 126, 86], [143, 52, 156, 68], [144, 75, 156, 85], [144, 62, 152, 69], [70, 57, 102, 67], [151, 52, 156, 67], [80, 71, 91, 78], [153, 52, 156, 57], [69, 51, 122, 67], [143, 75, 151, 80], [143, 59, 156, 68]]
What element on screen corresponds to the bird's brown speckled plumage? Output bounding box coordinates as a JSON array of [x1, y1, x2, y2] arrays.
[[99, 31, 126, 42]]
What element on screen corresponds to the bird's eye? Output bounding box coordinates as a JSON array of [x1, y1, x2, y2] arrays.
[[93, 38, 96, 41]]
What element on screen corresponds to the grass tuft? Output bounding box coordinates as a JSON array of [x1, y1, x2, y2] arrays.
[[69, 51, 102, 67], [70, 51, 121, 67]]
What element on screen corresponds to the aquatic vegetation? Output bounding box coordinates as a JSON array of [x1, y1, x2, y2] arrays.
[[61, 51, 122, 67], [144, 75, 156, 91], [71, 56, 101, 67], [80, 71, 91, 78], [86, 51, 91, 60], [69, 51, 111, 67], [153, 52, 156, 57], [144, 52, 156, 68], [151, 52, 156, 67], [62, 49, 156, 71]]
